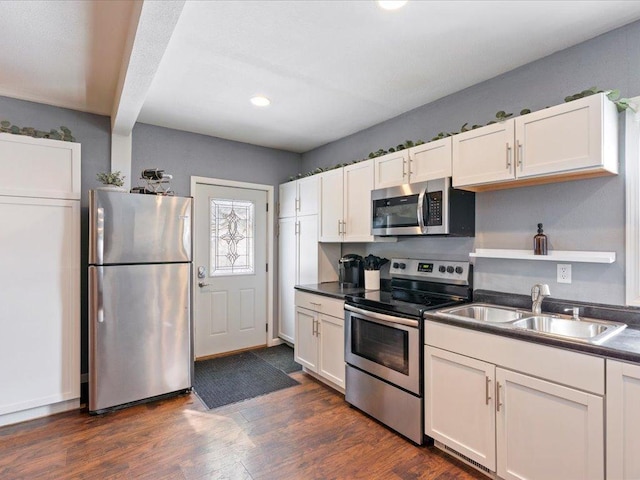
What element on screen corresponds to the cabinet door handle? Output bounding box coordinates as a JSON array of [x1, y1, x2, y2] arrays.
[[506, 143, 512, 170], [402, 159, 407, 178], [337, 219, 342, 235], [342, 221, 346, 235], [295, 221, 299, 235], [295, 198, 300, 212], [496, 381, 503, 411], [517, 140, 523, 169], [485, 376, 492, 405]]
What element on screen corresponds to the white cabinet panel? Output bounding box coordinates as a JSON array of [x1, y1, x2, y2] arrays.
[[297, 175, 319, 216], [496, 368, 604, 480], [374, 150, 409, 188], [277, 217, 297, 342], [0, 196, 80, 417], [319, 168, 343, 242], [318, 314, 345, 389], [294, 307, 318, 371], [425, 346, 496, 470], [0, 133, 81, 199], [606, 359, 640, 480], [452, 120, 515, 187], [278, 181, 297, 218], [409, 138, 452, 183], [343, 161, 374, 242]]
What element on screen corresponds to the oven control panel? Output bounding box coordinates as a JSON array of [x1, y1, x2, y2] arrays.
[[389, 258, 470, 285]]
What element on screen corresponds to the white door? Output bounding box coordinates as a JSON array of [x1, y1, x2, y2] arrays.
[[277, 216, 297, 343], [194, 183, 268, 357]]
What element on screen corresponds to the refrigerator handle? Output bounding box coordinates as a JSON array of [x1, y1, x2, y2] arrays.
[[90, 267, 105, 323], [96, 207, 105, 265], [182, 211, 191, 257]]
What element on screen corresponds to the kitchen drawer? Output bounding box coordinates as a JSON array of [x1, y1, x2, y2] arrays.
[[295, 290, 344, 319], [424, 320, 604, 395]]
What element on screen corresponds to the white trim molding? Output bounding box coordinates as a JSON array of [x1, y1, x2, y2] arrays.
[[625, 97, 640, 306], [189, 176, 279, 347]]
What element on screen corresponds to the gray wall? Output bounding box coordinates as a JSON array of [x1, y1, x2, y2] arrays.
[[132, 123, 300, 197], [301, 20, 640, 306]]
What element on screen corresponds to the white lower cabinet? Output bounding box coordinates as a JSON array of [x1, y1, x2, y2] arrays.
[[606, 359, 640, 480], [424, 321, 604, 480], [294, 291, 345, 390], [425, 346, 496, 471], [496, 368, 603, 480]]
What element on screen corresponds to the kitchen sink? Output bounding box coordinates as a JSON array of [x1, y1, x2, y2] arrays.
[[433, 302, 628, 345], [436, 303, 526, 323], [512, 315, 627, 344]]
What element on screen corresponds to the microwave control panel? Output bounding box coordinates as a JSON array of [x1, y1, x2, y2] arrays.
[[425, 191, 443, 226]]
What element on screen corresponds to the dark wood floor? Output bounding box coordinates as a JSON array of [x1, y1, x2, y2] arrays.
[[0, 372, 485, 479]]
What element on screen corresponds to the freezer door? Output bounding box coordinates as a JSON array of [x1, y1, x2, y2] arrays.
[[89, 263, 192, 412], [89, 190, 191, 265]]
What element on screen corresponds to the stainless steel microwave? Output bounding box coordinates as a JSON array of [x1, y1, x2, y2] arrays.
[[371, 178, 475, 236]]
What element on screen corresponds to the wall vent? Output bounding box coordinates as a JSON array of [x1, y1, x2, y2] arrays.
[[441, 443, 492, 475]]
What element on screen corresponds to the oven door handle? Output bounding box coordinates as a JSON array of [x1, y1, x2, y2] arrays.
[[345, 304, 419, 328]]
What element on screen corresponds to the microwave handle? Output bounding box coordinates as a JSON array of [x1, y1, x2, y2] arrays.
[[417, 188, 428, 233]]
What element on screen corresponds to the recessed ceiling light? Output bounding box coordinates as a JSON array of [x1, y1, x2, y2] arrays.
[[377, 0, 408, 11], [250, 95, 271, 107]]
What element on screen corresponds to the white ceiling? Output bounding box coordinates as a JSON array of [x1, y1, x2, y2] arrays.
[[1, 1, 640, 153]]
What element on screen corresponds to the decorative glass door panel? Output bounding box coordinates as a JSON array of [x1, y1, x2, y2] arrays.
[[209, 198, 255, 276]]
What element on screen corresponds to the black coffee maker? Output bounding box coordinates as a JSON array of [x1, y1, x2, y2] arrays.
[[339, 254, 364, 288]]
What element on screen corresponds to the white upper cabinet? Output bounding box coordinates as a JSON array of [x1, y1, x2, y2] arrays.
[[408, 137, 453, 183], [318, 168, 344, 242], [453, 93, 618, 191], [278, 181, 297, 218], [319, 160, 374, 242], [343, 161, 374, 242], [453, 120, 515, 187], [278, 175, 319, 218], [373, 150, 410, 188], [296, 175, 319, 216], [373, 138, 453, 189], [0, 133, 81, 200]]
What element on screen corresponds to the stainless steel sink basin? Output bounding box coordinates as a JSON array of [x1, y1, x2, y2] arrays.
[[433, 302, 628, 345], [437, 303, 525, 323], [512, 315, 627, 344]]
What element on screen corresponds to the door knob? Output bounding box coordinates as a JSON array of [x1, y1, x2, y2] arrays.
[[198, 281, 210, 288]]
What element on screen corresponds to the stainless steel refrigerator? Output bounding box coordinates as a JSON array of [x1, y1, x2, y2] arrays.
[[88, 190, 193, 413]]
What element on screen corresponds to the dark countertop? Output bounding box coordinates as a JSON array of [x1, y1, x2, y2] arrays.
[[295, 282, 370, 300]]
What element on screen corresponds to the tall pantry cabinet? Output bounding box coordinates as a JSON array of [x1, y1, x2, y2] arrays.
[[278, 176, 339, 343], [0, 133, 81, 427]]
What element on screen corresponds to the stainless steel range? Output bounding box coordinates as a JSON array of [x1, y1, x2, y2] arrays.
[[344, 258, 472, 445]]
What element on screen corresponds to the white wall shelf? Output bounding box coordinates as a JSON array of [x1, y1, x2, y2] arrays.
[[469, 249, 616, 264]]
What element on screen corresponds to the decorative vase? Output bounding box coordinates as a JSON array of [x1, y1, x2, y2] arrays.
[[97, 185, 127, 192], [364, 270, 380, 291]]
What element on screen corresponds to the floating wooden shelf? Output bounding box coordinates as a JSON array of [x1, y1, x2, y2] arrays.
[[469, 249, 616, 264]]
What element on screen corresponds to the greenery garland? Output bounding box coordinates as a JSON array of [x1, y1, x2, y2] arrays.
[[0, 120, 75, 142], [287, 87, 636, 181]]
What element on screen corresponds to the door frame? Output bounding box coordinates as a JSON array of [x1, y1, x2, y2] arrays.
[[190, 176, 281, 353]]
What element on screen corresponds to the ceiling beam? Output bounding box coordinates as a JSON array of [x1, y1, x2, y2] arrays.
[[110, 0, 186, 136]]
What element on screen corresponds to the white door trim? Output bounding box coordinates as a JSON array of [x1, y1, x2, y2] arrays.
[[190, 176, 281, 348]]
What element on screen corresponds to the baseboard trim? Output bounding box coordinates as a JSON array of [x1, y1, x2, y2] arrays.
[[0, 398, 80, 427]]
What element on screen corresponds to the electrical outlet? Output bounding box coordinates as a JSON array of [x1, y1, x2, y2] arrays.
[[557, 264, 572, 284]]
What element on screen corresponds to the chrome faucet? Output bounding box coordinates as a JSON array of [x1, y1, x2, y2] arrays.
[[531, 283, 550, 314]]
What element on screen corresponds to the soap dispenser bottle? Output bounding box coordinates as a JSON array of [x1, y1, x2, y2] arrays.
[[534, 223, 548, 255]]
